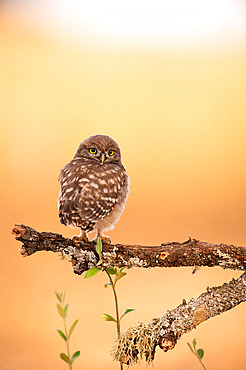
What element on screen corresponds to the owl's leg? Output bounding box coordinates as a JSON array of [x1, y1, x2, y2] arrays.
[[72, 229, 89, 243], [96, 230, 111, 244]]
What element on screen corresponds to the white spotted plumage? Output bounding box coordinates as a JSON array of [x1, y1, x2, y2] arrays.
[[58, 135, 129, 241]]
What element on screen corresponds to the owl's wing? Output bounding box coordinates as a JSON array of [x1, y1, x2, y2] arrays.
[[58, 161, 118, 226], [76, 182, 117, 222]]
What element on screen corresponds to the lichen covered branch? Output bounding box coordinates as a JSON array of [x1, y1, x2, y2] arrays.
[[12, 224, 246, 366], [113, 272, 246, 366], [12, 224, 246, 274]]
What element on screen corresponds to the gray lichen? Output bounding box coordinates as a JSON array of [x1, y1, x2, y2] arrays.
[[113, 272, 246, 366]]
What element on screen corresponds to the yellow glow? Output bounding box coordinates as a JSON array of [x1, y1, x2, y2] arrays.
[[1, 4, 246, 370]]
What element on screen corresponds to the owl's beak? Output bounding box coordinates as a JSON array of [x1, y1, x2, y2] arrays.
[[100, 153, 105, 163]]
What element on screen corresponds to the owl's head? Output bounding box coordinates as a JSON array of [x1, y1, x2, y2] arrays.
[[74, 135, 122, 164]]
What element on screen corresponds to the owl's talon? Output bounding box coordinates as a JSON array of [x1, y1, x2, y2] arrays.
[[93, 235, 111, 244], [100, 235, 111, 244], [72, 235, 89, 243]]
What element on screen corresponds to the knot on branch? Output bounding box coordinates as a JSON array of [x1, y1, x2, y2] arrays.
[[158, 331, 180, 352], [192, 306, 209, 328]]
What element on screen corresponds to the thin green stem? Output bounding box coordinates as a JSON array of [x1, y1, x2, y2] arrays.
[[63, 311, 72, 370], [198, 357, 207, 370], [105, 271, 123, 370], [106, 272, 121, 337]]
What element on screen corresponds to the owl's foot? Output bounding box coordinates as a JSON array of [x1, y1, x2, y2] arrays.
[[72, 230, 89, 243], [94, 233, 111, 244], [100, 235, 111, 244]]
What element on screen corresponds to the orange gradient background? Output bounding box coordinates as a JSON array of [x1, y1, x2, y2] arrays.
[[1, 2, 246, 369]]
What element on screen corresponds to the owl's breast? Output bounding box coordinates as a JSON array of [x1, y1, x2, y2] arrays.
[[93, 164, 129, 232]]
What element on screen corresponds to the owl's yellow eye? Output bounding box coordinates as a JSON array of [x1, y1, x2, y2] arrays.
[[89, 148, 97, 154], [108, 150, 114, 156]]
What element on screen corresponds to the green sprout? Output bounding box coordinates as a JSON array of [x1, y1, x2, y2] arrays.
[[85, 237, 135, 369], [187, 338, 207, 370], [55, 290, 80, 369]]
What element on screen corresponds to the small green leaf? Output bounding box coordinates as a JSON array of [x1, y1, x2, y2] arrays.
[[114, 271, 127, 286], [70, 350, 80, 364], [60, 353, 70, 364], [69, 319, 79, 339], [106, 267, 117, 275], [102, 313, 117, 322], [62, 289, 66, 303], [120, 308, 136, 320], [118, 269, 127, 278], [64, 304, 69, 318], [193, 338, 197, 349], [187, 342, 195, 354], [55, 291, 62, 303], [56, 329, 66, 341], [57, 303, 65, 318], [84, 267, 100, 278], [96, 237, 102, 255], [197, 348, 204, 360]]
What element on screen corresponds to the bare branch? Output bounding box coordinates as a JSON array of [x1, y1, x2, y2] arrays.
[[12, 224, 246, 274]]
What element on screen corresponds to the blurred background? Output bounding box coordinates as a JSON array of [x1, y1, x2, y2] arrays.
[[1, 1, 246, 369]]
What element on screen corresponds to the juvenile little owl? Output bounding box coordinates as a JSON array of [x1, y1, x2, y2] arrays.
[[58, 135, 129, 243]]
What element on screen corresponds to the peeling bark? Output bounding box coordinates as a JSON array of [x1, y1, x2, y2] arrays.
[[12, 224, 246, 274], [12, 224, 246, 365]]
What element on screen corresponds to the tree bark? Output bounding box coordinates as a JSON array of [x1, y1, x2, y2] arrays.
[[12, 224, 246, 365], [113, 271, 246, 365], [12, 224, 246, 274]]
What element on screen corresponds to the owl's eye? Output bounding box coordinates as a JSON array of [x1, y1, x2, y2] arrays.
[[108, 150, 114, 156], [89, 148, 97, 154]]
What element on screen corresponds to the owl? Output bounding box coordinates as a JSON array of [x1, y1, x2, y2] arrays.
[[58, 135, 129, 244]]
